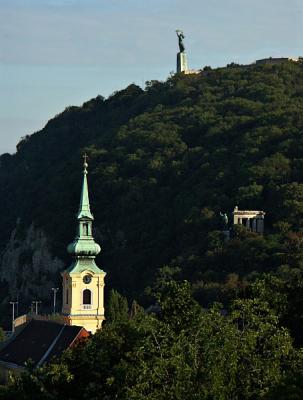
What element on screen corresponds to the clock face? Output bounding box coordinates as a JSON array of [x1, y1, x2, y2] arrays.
[[83, 274, 92, 284]]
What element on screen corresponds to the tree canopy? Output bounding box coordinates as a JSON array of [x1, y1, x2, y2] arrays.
[[1, 280, 303, 399]]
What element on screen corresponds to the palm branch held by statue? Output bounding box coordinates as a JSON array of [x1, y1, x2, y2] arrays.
[[176, 30, 185, 53]]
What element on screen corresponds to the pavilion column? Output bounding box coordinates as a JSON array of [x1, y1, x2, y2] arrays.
[[252, 218, 257, 232], [258, 218, 264, 234]]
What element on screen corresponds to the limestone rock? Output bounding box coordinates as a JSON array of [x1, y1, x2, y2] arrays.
[[0, 223, 64, 300]]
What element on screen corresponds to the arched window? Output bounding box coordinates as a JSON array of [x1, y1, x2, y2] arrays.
[[83, 223, 89, 236], [83, 289, 92, 305]]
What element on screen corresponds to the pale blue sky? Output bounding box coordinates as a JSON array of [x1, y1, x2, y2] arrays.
[[0, 0, 302, 154]]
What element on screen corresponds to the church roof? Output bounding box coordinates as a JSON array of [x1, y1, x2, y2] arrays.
[[67, 258, 105, 275], [67, 155, 101, 260], [0, 320, 88, 369], [77, 155, 94, 220]]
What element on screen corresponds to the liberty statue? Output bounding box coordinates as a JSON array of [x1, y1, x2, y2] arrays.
[[176, 30, 185, 53]]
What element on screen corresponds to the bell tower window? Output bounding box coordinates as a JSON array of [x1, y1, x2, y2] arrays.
[[83, 289, 92, 305], [83, 223, 89, 236]]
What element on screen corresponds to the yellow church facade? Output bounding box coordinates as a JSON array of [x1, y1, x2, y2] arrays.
[[61, 269, 105, 333]]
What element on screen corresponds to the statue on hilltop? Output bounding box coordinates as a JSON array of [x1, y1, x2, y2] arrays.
[[220, 212, 229, 230], [176, 30, 185, 53]]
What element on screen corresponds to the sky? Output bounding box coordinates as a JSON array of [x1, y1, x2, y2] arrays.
[[0, 0, 302, 154]]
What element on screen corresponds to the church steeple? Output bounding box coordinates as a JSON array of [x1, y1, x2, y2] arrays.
[[77, 154, 94, 221], [67, 155, 101, 259], [62, 155, 106, 334]]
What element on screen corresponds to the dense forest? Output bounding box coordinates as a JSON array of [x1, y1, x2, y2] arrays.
[[2, 61, 303, 324], [3, 61, 303, 397]]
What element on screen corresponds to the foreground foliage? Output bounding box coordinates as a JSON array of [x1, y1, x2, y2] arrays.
[[1, 281, 303, 399]]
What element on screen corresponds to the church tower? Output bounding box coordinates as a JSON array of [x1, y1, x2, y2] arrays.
[[62, 156, 106, 333]]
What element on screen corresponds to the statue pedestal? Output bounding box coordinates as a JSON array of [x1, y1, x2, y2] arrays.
[[222, 230, 230, 241], [177, 52, 188, 73]]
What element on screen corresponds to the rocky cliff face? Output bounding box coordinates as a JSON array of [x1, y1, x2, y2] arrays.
[[0, 222, 64, 300]]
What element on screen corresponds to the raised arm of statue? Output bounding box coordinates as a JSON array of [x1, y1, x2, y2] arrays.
[[176, 30, 185, 53]]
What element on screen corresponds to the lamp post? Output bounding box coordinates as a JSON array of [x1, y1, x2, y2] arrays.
[[51, 288, 59, 314], [32, 300, 41, 315], [16, 294, 19, 317], [9, 301, 18, 332]]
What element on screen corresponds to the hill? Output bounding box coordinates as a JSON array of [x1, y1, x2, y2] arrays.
[[1, 61, 303, 323]]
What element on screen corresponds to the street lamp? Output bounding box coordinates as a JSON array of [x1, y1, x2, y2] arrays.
[[32, 300, 41, 315], [51, 288, 59, 314], [9, 301, 18, 333]]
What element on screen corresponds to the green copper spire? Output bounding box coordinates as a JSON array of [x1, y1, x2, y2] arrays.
[[67, 155, 102, 273], [77, 154, 94, 220]]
